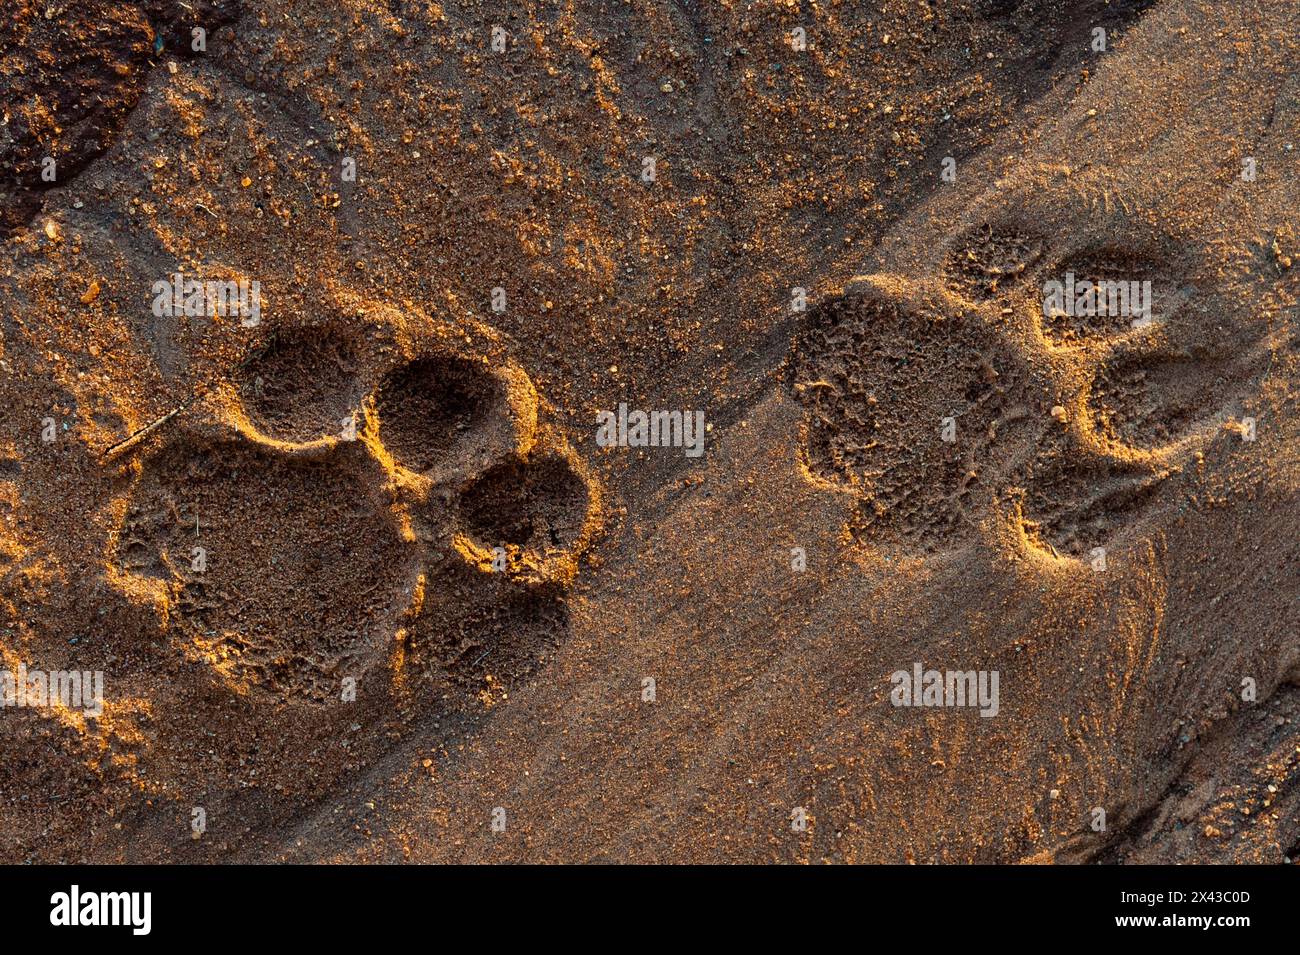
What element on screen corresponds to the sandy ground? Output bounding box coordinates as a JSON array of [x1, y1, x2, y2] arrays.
[[1, 0, 1297, 863]]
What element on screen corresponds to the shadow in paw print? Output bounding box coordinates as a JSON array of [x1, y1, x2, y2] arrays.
[[117, 438, 412, 702], [459, 454, 590, 553], [1041, 245, 1188, 344], [790, 283, 1033, 552], [1088, 346, 1254, 450], [374, 354, 509, 476], [240, 327, 364, 442], [1024, 333, 1269, 556], [454, 588, 569, 681], [1020, 450, 1167, 557], [420, 576, 571, 684]]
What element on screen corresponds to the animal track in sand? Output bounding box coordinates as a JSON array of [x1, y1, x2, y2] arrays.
[[112, 319, 599, 704], [1040, 245, 1187, 345], [791, 279, 1033, 552], [240, 327, 364, 443], [944, 225, 1044, 301], [793, 232, 1271, 559]]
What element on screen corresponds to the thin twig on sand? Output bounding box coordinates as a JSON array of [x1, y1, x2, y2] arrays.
[[103, 400, 191, 459]]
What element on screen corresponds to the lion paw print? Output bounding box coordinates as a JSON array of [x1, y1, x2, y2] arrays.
[[792, 225, 1271, 559], [111, 315, 599, 703]]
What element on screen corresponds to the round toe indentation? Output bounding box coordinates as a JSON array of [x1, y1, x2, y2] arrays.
[[459, 453, 590, 555], [1039, 245, 1182, 345], [241, 329, 363, 443], [945, 226, 1044, 300], [1018, 446, 1167, 557], [1087, 350, 1227, 449], [374, 354, 511, 475]]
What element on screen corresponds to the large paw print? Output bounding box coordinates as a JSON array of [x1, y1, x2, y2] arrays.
[[110, 314, 599, 703], [793, 224, 1272, 559]]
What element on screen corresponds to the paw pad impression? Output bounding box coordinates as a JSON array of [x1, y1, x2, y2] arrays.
[[112, 315, 598, 704]]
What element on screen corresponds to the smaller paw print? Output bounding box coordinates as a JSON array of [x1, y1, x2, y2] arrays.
[[789, 275, 1036, 552], [792, 225, 1271, 559]]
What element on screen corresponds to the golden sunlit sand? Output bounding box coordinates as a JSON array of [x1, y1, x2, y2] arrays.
[[0, 0, 1297, 864]]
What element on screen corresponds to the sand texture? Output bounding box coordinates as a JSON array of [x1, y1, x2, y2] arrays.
[[1, 0, 1297, 863]]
